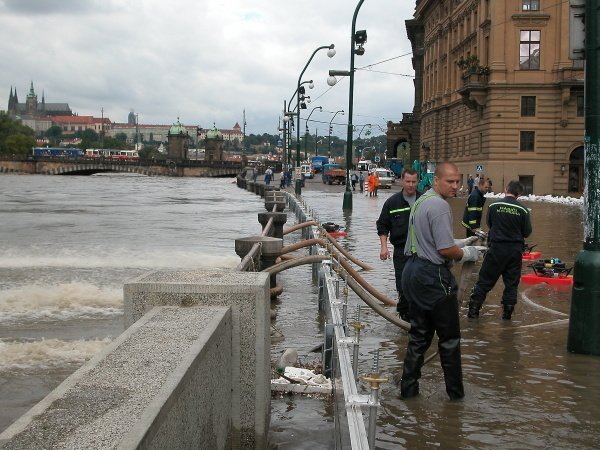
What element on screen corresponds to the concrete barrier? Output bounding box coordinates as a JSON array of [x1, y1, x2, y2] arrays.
[[123, 270, 271, 449], [0, 306, 233, 449]]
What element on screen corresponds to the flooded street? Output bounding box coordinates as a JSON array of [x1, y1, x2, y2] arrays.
[[1, 173, 599, 449], [280, 178, 600, 449]]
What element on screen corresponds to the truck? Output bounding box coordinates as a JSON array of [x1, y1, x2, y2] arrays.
[[310, 155, 329, 174], [322, 163, 347, 185], [384, 158, 404, 178]]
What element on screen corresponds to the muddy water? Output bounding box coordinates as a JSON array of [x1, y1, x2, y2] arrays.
[[272, 180, 599, 449], [2, 173, 598, 448]]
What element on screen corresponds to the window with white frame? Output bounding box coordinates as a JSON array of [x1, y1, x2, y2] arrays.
[[522, 0, 540, 11], [520, 30, 540, 70]]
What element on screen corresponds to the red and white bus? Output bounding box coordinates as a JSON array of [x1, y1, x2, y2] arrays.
[[85, 149, 139, 160]]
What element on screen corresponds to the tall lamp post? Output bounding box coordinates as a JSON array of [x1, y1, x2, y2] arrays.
[[295, 44, 336, 195], [328, 0, 367, 211], [305, 106, 322, 160], [328, 110, 344, 158], [356, 123, 371, 163]]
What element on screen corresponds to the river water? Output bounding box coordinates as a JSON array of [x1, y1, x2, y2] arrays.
[[1, 173, 599, 449]]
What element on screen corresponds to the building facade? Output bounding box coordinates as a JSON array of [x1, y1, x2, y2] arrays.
[[407, 0, 584, 195]]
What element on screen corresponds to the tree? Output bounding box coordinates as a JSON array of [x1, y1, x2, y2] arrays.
[[45, 125, 63, 146], [0, 112, 36, 155], [115, 132, 128, 143]]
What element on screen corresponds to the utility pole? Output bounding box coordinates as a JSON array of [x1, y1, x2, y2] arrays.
[[100, 107, 104, 150], [242, 109, 247, 155], [568, 0, 600, 355]]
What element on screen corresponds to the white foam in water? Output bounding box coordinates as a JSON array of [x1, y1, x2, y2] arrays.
[[0, 248, 240, 269], [0, 282, 123, 323], [0, 337, 112, 372]]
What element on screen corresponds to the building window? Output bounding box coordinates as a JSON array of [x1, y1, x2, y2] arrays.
[[520, 30, 540, 70], [521, 96, 536, 116], [577, 94, 584, 117], [520, 131, 535, 151], [519, 175, 534, 195], [522, 0, 540, 11]]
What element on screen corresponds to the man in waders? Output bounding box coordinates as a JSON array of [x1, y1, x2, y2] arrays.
[[376, 168, 421, 322], [461, 176, 489, 237], [468, 180, 532, 320], [400, 162, 485, 400]]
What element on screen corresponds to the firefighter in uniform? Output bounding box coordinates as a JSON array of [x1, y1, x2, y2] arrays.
[[468, 180, 532, 320], [461, 177, 489, 237], [377, 168, 421, 322], [400, 162, 485, 400]]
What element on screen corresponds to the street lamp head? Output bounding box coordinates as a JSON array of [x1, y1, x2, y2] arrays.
[[309, 81, 315, 89], [327, 76, 338, 87], [283, 115, 291, 122], [327, 47, 336, 58]]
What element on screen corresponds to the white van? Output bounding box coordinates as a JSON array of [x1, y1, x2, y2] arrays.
[[301, 164, 313, 179]]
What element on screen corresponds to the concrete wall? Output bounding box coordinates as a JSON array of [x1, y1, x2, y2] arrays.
[[0, 306, 232, 449], [123, 270, 271, 449]]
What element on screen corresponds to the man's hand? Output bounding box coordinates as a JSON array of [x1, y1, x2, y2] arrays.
[[459, 245, 487, 263], [454, 236, 479, 248], [380, 246, 390, 261]]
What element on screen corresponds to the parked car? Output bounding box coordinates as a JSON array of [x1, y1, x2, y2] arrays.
[[371, 168, 395, 189], [301, 164, 313, 179]]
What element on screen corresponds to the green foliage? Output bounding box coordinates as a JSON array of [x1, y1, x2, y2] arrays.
[[0, 112, 36, 155], [139, 145, 166, 161], [44, 125, 63, 146]]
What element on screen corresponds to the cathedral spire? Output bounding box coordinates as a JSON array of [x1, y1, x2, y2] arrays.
[[28, 81, 35, 97]]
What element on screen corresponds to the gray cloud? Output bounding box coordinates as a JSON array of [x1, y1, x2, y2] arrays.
[[0, 0, 416, 134]]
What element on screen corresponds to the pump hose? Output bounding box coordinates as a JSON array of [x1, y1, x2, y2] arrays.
[[264, 255, 441, 364], [281, 238, 372, 271]]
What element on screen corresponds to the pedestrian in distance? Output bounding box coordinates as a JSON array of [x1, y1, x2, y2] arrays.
[[400, 162, 486, 400], [376, 168, 421, 322], [467, 174, 474, 194], [351, 172, 358, 191], [486, 177, 493, 193], [264, 167, 273, 185], [372, 172, 380, 197], [367, 172, 376, 197], [468, 180, 532, 320], [461, 177, 489, 237], [359, 171, 365, 193]]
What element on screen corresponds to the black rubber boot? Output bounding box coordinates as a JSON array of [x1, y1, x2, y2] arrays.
[[467, 301, 481, 319], [502, 305, 514, 320]]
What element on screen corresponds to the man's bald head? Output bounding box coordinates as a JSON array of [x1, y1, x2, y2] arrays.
[[433, 161, 460, 199], [434, 162, 459, 178]]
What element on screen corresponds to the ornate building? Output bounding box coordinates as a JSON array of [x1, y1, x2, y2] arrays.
[[7, 82, 72, 119], [407, 0, 584, 195], [167, 118, 190, 160], [204, 125, 224, 161]]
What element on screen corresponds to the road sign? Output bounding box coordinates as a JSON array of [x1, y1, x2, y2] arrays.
[[475, 164, 484, 172], [374, 155, 381, 163]]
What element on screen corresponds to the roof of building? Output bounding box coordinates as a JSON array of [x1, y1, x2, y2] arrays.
[[206, 124, 223, 139], [168, 118, 188, 135], [50, 115, 111, 124]]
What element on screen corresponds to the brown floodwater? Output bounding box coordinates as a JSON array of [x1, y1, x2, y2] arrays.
[[270, 179, 599, 449]]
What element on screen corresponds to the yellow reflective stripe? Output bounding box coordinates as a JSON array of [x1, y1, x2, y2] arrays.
[[467, 207, 482, 211], [492, 201, 529, 214], [390, 207, 411, 214], [468, 220, 477, 224], [408, 192, 437, 254]]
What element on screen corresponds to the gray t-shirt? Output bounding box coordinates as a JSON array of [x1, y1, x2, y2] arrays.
[[403, 192, 416, 206], [404, 189, 455, 265]]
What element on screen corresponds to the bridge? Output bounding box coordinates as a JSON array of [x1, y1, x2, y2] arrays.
[[0, 156, 243, 177]]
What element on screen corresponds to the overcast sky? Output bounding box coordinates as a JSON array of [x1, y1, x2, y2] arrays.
[[0, 0, 417, 137]]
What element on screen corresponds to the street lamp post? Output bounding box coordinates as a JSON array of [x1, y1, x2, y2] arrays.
[[328, 110, 344, 158], [327, 0, 367, 211], [356, 123, 371, 164], [295, 44, 336, 195], [305, 106, 322, 160]]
